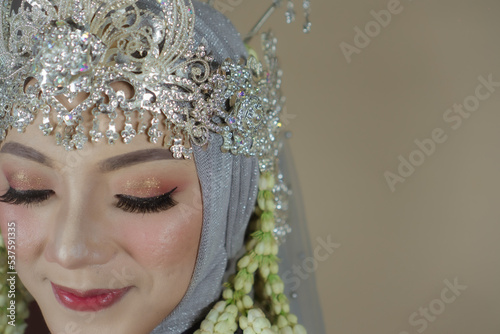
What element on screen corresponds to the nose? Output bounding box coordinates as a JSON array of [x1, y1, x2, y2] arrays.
[[44, 198, 116, 269]]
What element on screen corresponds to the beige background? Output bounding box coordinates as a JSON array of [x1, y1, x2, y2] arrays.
[[228, 1, 500, 333]]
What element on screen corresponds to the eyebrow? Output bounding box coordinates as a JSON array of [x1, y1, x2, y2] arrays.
[[0, 142, 174, 172], [99, 148, 175, 172], [0, 142, 53, 167]]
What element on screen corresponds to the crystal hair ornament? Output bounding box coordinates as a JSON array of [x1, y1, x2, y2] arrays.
[[0, 0, 315, 333], [0, 0, 284, 160], [240, 0, 312, 43]]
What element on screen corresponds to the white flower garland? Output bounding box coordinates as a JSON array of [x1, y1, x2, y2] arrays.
[[194, 171, 308, 334]]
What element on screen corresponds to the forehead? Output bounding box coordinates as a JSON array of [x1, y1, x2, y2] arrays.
[[0, 108, 193, 172]]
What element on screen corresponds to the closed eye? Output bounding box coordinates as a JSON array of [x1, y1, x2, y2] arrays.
[[115, 187, 178, 214], [0, 187, 54, 206]]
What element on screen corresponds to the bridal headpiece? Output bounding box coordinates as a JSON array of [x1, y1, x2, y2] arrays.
[[0, 0, 308, 162], [0, 0, 314, 333]]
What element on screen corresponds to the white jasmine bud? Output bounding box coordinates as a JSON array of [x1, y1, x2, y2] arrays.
[[238, 255, 251, 269], [270, 262, 279, 274], [253, 317, 271, 331], [272, 281, 284, 295], [246, 239, 257, 251], [222, 288, 233, 300], [214, 320, 230, 333], [265, 240, 274, 255], [243, 281, 253, 294], [229, 322, 238, 333], [266, 173, 275, 189], [271, 243, 279, 255], [292, 324, 307, 334], [201, 320, 215, 331], [258, 194, 266, 211], [260, 264, 270, 279], [273, 302, 282, 315], [207, 309, 220, 323], [255, 241, 266, 255], [287, 314, 298, 325], [214, 301, 226, 313], [234, 276, 245, 291], [280, 326, 293, 334], [240, 315, 249, 329], [259, 176, 268, 190], [218, 312, 231, 322], [242, 295, 254, 309], [277, 315, 288, 328], [261, 219, 274, 232], [247, 308, 265, 322], [226, 304, 238, 316], [266, 199, 276, 212], [236, 299, 244, 313], [265, 282, 273, 296], [243, 328, 256, 334], [247, 260, 259, 273]]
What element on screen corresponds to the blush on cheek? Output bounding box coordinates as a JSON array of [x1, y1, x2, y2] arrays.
[[117, 207, 203, 270], [0, 203, 45, 261]]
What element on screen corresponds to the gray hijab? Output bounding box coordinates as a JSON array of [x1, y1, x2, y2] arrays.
[[151, 2, 260, 333]]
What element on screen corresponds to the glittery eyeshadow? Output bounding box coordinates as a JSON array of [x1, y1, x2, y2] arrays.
[[124, 177, 162, 197], [9, 171, 43, 189]]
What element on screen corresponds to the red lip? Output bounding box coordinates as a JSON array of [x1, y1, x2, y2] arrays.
[[51, 282, 131, 312]]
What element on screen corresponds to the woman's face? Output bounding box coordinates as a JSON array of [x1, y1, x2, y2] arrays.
[[0, 91, 203, 333]]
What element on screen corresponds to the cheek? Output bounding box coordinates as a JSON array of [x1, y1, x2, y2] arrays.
[[115, 201, 203, 271], [0, 203, 47, 262], [0, 203, 41, 243]]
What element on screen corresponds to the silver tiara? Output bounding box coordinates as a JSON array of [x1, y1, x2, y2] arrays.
[[0, 0, 290, 163]]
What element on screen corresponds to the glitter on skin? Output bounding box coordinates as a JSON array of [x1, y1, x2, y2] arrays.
[[124, 177, 162, 197], [10, 171, 43, 189]]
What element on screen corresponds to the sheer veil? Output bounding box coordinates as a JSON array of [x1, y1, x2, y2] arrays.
[[153, 2, 325, 333], [277, 134, 326, 334]]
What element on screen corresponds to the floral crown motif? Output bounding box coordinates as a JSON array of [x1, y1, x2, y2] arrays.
[[0, 1, 314, 333], [0, 0, 285, 162]]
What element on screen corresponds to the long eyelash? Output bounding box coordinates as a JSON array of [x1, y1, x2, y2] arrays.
[[115, 187, 178, 214], [0, 187, 54, 206]]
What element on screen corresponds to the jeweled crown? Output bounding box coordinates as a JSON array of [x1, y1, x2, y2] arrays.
[[0, 0, 291, 162]]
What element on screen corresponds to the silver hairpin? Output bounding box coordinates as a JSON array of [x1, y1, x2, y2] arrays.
[[243, 0, 312, 43]]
